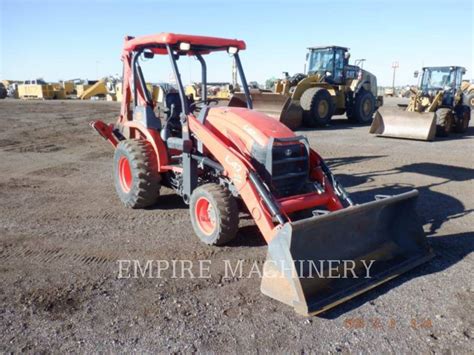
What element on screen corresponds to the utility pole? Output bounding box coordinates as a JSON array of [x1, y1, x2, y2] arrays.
[[392, 61, 399, 93]]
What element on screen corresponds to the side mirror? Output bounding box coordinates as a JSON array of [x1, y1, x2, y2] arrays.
[[305, 53, 309, 60], [413, 71, 419, 78]]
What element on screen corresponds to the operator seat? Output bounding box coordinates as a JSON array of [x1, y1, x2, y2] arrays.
[[164, 92, 182, 127], [160, 92, 184, 149]]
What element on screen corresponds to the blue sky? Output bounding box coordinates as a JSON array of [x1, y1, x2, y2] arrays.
[[1, 0, 472, 86]]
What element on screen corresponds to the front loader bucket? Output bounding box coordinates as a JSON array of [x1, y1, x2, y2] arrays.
[[261, 190, 433, 316], [369, 108, 436, 141], [229, 92, 303, 130]]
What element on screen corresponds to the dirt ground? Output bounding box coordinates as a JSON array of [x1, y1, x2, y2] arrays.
[[0, 98, 472, 353]]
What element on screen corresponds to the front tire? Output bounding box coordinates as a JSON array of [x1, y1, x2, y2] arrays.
[[435, 108, 453, 137], [300, 88, 334, 127], [190, 184, 239, 246], [454, 105, 471, 133], [113, 139, 161, 208], [349, 89, 376, 124]]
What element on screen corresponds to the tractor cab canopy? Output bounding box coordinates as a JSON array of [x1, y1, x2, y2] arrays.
[[307, 45, 349, 52], [420, 66, 466, 93], [123, 33, 246, 56], [120, 33, 253, 130]]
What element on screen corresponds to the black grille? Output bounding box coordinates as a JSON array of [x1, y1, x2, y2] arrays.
[[250, 136, 310, 197], [269, 142, 308, 197]]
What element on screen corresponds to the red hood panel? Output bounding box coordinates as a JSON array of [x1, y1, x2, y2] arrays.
[[205, 107, 296, 151]]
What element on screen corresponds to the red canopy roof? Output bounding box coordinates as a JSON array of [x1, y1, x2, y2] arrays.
[[123, 33, 246, 55]]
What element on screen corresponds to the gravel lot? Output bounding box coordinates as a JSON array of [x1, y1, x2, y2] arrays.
[[0, 98, 472, 352]]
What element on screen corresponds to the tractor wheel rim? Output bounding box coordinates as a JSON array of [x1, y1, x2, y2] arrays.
[[195, 197, 216, 235], [118, 156, 132, 193], [318, 101, 328, 117], [363, 99, 372, 115]]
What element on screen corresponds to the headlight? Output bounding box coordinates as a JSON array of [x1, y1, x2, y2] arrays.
[[179, 42, 191, 51], [228, 46, 239, 54]]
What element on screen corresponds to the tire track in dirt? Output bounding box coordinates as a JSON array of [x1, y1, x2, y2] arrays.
[[0, 141, 65, 153], [0, 244, 122, 270]]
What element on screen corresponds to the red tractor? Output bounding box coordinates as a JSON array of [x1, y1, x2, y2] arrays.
[[91, 33, 432, 316]]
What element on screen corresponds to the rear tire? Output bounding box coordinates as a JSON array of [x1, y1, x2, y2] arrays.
[[349, 89, 376, 124], [435, 108, 453, 137], [300, 88, 334, 127], [465, 93, 474, 108], [190, 184, 239, 246], [454, 105, 471, 133], [113, 139, 161, 208]]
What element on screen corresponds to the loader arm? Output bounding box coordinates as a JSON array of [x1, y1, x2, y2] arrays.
[[426, 91, 444, 112], [188, 111, 346, 242]]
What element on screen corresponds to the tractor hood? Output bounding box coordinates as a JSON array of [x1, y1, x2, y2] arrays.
[[204, 106, 309, 198], [204, 107, 296, 153]]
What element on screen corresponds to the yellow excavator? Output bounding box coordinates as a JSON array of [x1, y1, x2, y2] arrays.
[[371, 66, 471, 141], [229, 46, 383, 130]]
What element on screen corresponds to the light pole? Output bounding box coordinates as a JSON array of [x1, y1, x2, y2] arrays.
[[392, 61, 399, 93]]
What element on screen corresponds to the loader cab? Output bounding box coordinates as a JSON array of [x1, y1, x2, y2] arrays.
[[305, 46, 349, 84], [419, 66, 466, 106]]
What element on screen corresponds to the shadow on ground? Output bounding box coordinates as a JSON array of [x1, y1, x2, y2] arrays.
[[298, 117, 370, 132], [338, 161, 474, 234], [146, 192, 188, 210], [319, 231, 474, 319]]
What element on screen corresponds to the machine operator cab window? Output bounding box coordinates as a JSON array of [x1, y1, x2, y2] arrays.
[[333, 48, 345, 84], [306, 47, 345, 85], [420, 67, 455, 93], [420, 67, 465, 106]]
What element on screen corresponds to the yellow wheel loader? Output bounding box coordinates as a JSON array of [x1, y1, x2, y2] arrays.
[[371, 66, 471, 141], [229, 46, 383, 130], [461, 80, 474, 108]]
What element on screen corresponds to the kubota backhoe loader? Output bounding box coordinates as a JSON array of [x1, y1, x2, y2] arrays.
[[91, 33, 432, 316], [230, 46, 383, 130], [370, 66, 471, 141]]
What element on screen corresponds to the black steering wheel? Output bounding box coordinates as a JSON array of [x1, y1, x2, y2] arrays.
[[189, 98, 219, 111]]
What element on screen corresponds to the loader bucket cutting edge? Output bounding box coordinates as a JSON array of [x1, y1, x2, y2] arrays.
[[229, 92, 303, 129], [370, 109, 437, 141], [260, 190, 433, 316]]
